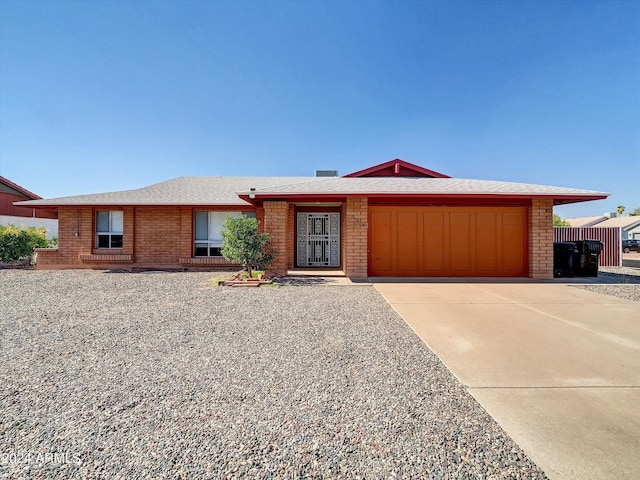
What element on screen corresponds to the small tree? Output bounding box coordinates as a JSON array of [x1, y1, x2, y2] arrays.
[[553, 214, 570, 227], [617, 205, 625, 216], [221, 215, 276, 277]]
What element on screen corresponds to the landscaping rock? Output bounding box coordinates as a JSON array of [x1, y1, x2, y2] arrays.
[[0, 270, 547, 479]]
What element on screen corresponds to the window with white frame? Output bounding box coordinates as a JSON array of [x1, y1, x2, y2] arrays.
[[96, 211, 123, 248], [194, 211, 255, 257]]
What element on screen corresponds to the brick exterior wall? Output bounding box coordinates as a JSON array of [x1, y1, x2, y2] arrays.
[[529, 198, 554, 279], [262, 201, 289, 276], [36, 197, 553, 280], [256, 207, 265, 233], [121, 207, 135, 257], [36, 206, 240, 270], [286, 207, 295, 269], [342, 197, 368, 278], [36, 207, 93, 268], [134, 208, 182, 266]]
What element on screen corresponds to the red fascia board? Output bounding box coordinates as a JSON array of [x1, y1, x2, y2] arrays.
[[13, 202, 255, 209], [344, 159, 450, 178], [367, 196, 531, 206], [240, 192, 608, 206], [18, 192, 607, 209], [551, 195, 609, 205], [1, 176, 42, 200]]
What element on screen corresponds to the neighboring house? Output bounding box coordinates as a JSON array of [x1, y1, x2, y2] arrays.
[[567, 216, 608, 228], [0, 176, 58, 238], [16, 159, 608, 279], [566, 214, 640, 241], [594, 216, 640, 241]]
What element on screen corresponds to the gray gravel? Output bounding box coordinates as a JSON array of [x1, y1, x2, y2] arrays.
[[575, 268, 640, 302], [1, 270, 546, 479], [574, 284, 640, 302]]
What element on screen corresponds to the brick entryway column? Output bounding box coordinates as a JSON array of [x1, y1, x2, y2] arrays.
[[343, 197, 368, 279], [529, 198, 554, 279], [263, 201, 289, 276]]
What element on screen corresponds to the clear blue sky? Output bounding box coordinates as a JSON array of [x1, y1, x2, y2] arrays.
[[1, 0, 638, 218]]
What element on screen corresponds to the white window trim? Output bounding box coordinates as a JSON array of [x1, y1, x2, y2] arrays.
[[96, 211, 124, 249], [194, 211, 254, 257]]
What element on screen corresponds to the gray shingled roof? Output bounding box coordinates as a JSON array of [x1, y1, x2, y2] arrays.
[[16, 177, 318, 207], [241, 177, 609, 198], [16, 175, 608, 207]]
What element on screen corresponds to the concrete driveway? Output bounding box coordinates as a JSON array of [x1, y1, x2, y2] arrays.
[[374, 281, 640, 480]]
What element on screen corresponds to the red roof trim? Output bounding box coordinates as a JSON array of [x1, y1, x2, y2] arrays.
[[15, 203, 256, 209], [0, 176, 42, 200], [21, 192, 606, 209], [344, 159, 450, 178], [238, 192, 607, 206]]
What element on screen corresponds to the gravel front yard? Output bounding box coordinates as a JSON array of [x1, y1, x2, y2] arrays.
[[575, 284, 640, 302], [0, 270, 546, 479], [576, 268, 640, 302]]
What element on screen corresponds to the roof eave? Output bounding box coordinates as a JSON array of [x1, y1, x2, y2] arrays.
[[550, 194, 609, 206], [240, 192, 610, 205], [14, 200, 254, 208]]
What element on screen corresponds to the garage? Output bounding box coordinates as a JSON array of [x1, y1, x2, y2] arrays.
[[369, 206, 528, 277]]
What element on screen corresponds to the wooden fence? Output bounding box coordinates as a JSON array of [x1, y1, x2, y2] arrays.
[[553, 227, 621, 267]]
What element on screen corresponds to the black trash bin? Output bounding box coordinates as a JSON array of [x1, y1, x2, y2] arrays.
[[574, 240, 603, 277], [553, 242, 578, 277]]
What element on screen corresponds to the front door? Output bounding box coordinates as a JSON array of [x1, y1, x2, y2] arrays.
[[297, 213, 340, 267]]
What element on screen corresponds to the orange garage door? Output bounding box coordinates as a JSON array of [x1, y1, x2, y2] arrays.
[[369, 206, 528, 277]]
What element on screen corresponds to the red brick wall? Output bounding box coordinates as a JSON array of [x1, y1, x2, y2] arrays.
[[37, 207, 92, 267], [262, 201, 289, 275], [37, 206, 245, 270], [134, 208, 182, 266], [178, 208, 193, 257], [121, 207, 134, 256], [342, 197, 368, 278], [286, 207, 295, 269], [529, 199, 554, 279], [256, 207, 265, 233]]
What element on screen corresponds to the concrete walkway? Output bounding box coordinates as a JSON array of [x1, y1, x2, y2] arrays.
[[374, 281, 640, 480]]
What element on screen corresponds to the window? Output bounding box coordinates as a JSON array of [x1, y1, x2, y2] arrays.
[[96, 211, 123, 248], [194, 211, 254, 257]]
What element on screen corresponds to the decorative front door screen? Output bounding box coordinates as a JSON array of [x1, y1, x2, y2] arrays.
[[296, 213, 340, 267]]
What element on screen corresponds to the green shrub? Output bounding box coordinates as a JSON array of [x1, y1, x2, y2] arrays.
[[553, 214, 570, 227], [0, 225, 51, 262], [221, 215, 276, 277]]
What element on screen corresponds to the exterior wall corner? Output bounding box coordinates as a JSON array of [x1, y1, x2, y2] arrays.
[[262, 201, 290, 276], [342, 197, 368, 279], [529, 198, 554, 279]]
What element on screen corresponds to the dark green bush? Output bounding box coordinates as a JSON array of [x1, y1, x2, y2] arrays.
[[0, 225, 51, 262], [221, 215, 276, 277]]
